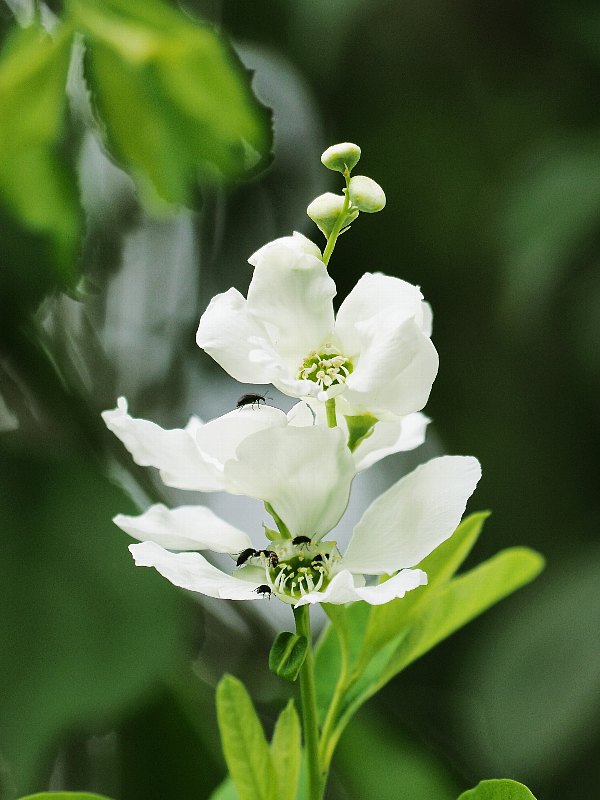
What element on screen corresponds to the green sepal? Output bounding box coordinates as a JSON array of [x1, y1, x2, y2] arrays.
[[262, 525, 280, 542], [458, 779, 537, 799], [345, 413, 378, 451], [269, 632, 308, 682]]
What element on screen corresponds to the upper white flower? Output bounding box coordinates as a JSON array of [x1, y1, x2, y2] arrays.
[[103, 399, 481, 607], [195, 233, 438, 419]]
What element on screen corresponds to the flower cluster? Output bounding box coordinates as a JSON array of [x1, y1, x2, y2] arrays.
[[103, 143, 481, 609]]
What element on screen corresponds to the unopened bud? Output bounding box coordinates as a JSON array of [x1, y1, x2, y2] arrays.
[[347, 175, 386, 213], [320, 142, 361, 173], [307, 192, 358, 237]]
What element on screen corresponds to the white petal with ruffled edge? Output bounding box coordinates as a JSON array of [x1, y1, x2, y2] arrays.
[[130, 541, 263, 600], [114, 503, 252, 553], [224, 425, 355, 540], [286, 400, 428, 471], [246, 235, 335, 366], [334, 273, 427, 356], [195, 288, 276, 384], [195, 406, 287, 465], [294, 567, 427, 607], [101, 397, 222, 491], [353, 412, 429, 471], [343, 315, 438, 416], [341, 455, 481, 575]]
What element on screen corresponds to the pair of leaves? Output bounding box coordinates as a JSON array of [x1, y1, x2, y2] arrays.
[[216, 675, 300, 800], [314, 513, 544, 761]]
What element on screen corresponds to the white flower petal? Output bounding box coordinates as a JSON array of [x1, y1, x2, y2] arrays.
[[344, 315, 439, 416], [341, 455, 481, 574], [130, 541, 263, 600], [114, 503, 252, 553], [196, 288, 278, 383], [195, 406, 288, 465], [294, 568, 427, 607], [248, 231, 322, 266], [246, 235, 336, 366], [335, 273, 426, 356], [352, 569, 428, 605], [353, 412, 430, 471], [101, 397, 222, 491], [224, 425, 355, 540]]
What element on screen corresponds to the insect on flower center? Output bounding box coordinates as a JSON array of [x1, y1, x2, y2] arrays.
[[269, 540, 339, 600], [297, 344, 353, 390]]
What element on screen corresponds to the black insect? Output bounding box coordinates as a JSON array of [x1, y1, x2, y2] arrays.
[[311, 553, 328, 566], [258, 549, 279, 568], [236, 392, 270, 410], [292, 536, 311, 547], [254, 584, 272, 598], [236, 548, 258, 567]]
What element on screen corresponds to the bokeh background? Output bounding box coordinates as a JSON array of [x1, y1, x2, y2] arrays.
[[1, 0, 600, 798]]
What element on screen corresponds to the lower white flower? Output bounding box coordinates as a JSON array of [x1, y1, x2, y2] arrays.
[[119, 422, 481, 608]]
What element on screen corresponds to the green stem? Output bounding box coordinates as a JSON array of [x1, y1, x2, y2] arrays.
[[325, 397, 337, 428], [293, 605, 325, 800], [318, 610, 350, 771], [322, 173, 351, 266]]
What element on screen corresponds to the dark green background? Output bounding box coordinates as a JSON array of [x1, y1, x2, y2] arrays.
[[1, 0, 599, 797]]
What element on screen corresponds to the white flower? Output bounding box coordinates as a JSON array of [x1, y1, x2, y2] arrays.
[[195, 233, 438, 419], [108, 408, 480, 606]]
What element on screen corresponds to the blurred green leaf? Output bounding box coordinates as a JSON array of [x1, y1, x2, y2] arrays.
[[335, 710, 462, 800], [270, 700, 301, 800], [269, 632, 307, 682], [18, 794, 116, 799], [458, 779, 537, 799], [216, 675, 278, 800], [462, 549, 600, 781], [69, 0, 272, 206], [208, 778, 239, 800], [0, 449, 191, 792], [500, 140, 600, 319], [0, 22, 83, 324]]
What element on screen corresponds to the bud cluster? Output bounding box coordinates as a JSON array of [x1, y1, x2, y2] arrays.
[[307, 142, 386, 246]]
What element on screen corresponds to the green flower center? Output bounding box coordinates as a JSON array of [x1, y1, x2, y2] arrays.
[[270, 540, 339, 600], [297, 345, 353, 390]]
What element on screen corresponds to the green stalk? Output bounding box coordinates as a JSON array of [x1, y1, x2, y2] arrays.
[[293, 605, 325, 800], [322, 172, 351, 266], [325, 397, 337, 428]]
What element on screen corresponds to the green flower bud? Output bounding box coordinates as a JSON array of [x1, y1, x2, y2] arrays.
[[348, 175, 386, 213], [307, 192, 358, 237], [320, 142, 361, 173]]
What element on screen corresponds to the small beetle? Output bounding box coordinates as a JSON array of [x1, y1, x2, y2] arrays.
[[236, 393, 269, 410], [236, 548, 258, 567], [258, 549, 279, 568], [254, 584, 272, 598], [292, 536, 312, 547]]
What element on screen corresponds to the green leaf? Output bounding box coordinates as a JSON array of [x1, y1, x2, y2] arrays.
[[208, 778, 239, 800], [18, 794, 116, 800], [216, 675, 278, 800], [336, 711, 461, 800], [357, 512, 491, 668], [269, 632, 308, 682], [270, 700, 301, 800], [69, 0, 272, 206], [0, 22, 83, 323], [458, 779, 537, 799]]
